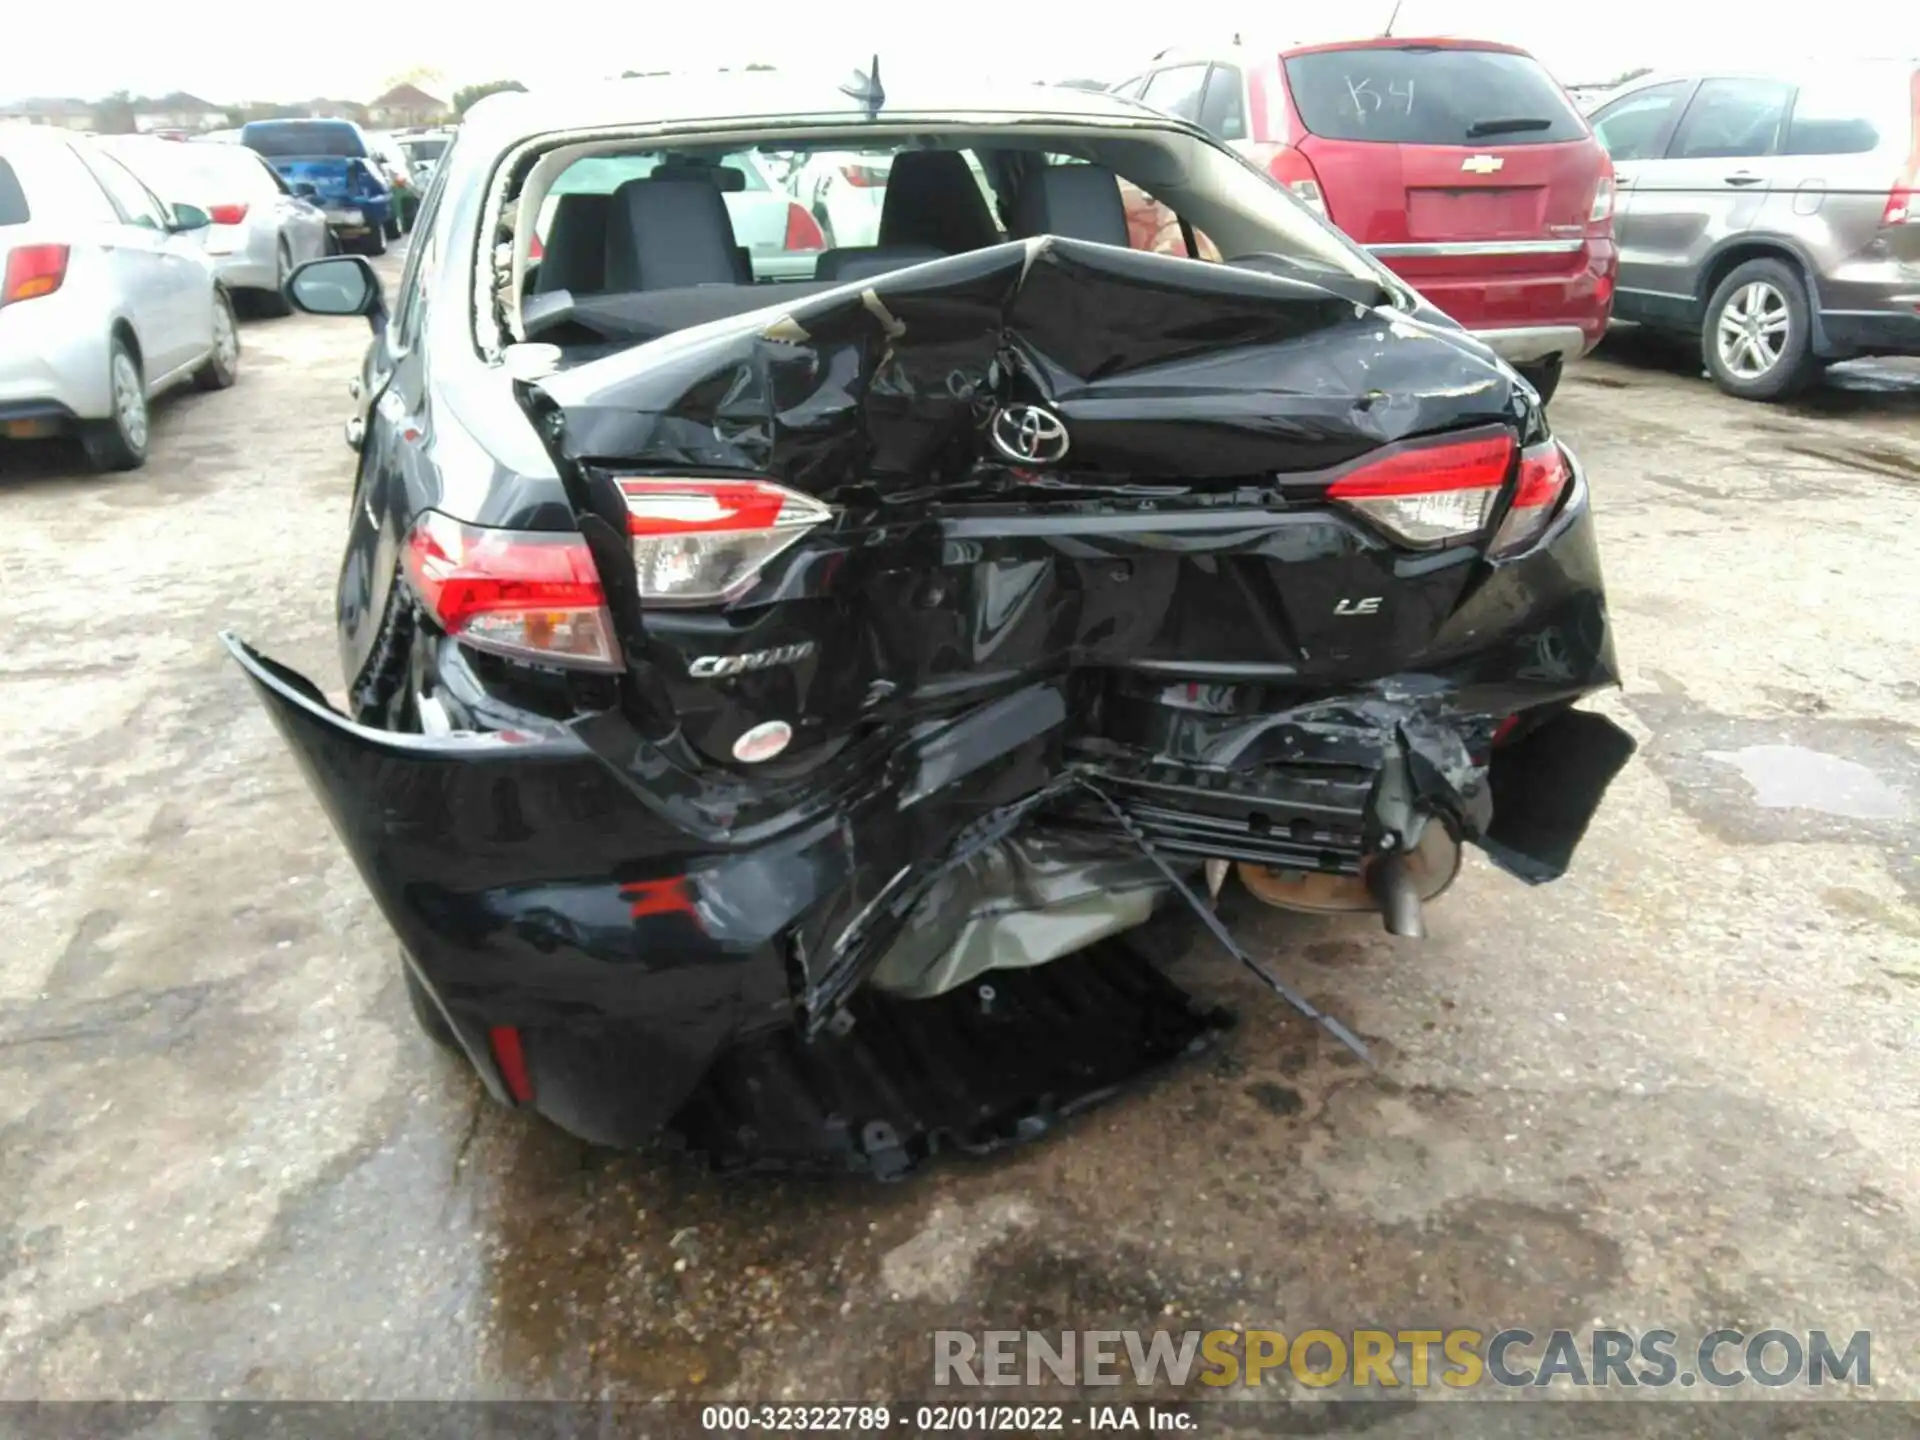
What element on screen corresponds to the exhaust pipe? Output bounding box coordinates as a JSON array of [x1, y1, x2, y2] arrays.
[[1367, 846, 1426, 938], [1236, 822, 1459, 936]]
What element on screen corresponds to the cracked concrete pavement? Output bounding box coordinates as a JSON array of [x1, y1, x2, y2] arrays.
[[1, 273, 1916, 1411]]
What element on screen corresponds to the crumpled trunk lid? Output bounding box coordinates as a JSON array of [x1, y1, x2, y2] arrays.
[[521, 238, 1530, 769]]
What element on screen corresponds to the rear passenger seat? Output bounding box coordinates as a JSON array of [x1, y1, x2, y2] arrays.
[[606, 178, 751, 290]]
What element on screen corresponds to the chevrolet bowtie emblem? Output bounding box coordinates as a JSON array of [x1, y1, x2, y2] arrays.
[[1461, 154, 1505, 175]]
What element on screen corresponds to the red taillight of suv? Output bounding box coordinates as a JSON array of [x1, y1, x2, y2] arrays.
[[619, 477, 832, 605], [207, 203, 250, 226], [1255, 143, 1329, 220], [402, 512, 621, 670], [1883, 68, 1920, 226], [783, 201, 826, 252], [839, 163, 886, 187], [1589, 153, 1617, 228], [2, 244, 69, 306], [1327, 431, 1570, 554]]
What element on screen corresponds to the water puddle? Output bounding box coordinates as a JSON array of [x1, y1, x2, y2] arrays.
[[1704, 744, 1909, 821]]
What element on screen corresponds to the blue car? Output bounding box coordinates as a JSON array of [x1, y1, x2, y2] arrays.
[[240, 119, 393, 256]]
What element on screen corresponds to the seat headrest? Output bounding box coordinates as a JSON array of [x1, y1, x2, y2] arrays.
[[814, 244, 945, 283], [1009, 164, 1131, 248], [532, 192, 612, 295], [877, 150, 1000, 253], [606, 178, 746, 291]]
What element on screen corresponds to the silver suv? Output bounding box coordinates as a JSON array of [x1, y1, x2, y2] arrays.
[[1587, 62, 1920, 400]]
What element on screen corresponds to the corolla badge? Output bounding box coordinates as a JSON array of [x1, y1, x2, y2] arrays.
[[688, 642, 816, 678], [989, 404, 1071, 466]]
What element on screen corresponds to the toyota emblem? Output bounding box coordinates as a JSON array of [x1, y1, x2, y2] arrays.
[[989, 404, 1071, 466]]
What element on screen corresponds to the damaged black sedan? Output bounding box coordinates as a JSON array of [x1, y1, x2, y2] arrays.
[[232, 69, 1633, 1172]]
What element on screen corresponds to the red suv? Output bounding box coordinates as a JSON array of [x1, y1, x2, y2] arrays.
[[1115, 38, 1617, 402]]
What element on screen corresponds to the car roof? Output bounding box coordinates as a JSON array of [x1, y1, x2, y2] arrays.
[[457, 68, 1174, 147]]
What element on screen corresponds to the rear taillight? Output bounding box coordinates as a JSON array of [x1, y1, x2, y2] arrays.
[[528, 231, 545, 260], [783, 200, 826, 252], [402, 511, 621, 670], [1490, 441, 1573, 555], [2, 244, 69, 306], [1326, 432, 1517, 547], [207, 203, 249, 226], [1264, 144, 1328, 220], [1589, 155, 1616, 225], [1886, 69, 1920, 225], [618, 477, 831, 606], [840, 163, 885, 187]]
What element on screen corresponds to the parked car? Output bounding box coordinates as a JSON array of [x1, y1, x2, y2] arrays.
[[395, 130, 452, 191], [0, 125, 239, 471], [99, 135, 330, 315], [229, 73, 1631, 1167], [1115, 38, 1619, 403], [527, 148, 824, 282], [239, 119, 393, 255], [363, 132, 417, 236], [1585, 61, 1920, 399]]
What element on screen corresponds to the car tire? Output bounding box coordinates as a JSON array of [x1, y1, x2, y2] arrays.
[[325, 230, 342, 257], [256, 241, 295, 318], [402, 956, 461, 1053], [193, 289, 240, 392], [1515, 357, 1563, 406], [360, 227, 388, 258], [80, 335, 149, 472], [1701, 258, 1820, 401]]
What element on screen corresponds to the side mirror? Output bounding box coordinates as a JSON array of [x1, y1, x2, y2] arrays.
[[286, 254, 388, 335], [169, 203, 211, 232]]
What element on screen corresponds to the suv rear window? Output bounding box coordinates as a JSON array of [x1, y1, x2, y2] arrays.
[[0, 158, 27, 225], [1284, 46, 1587, 145]]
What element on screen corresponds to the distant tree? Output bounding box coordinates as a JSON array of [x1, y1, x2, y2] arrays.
[[1602, 65, 1653, 87], [744, 62, 776, 71], [452, 79, 528, 116], [93, 90, 136, 134], [621, 70, 670, 78]]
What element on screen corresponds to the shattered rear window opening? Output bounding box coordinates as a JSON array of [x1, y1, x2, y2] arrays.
[[483, 121, 1403, 356]]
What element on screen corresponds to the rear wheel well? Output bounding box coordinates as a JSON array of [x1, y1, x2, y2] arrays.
[[1696, 243, 1815, 322], [110, 319, 141, 372]]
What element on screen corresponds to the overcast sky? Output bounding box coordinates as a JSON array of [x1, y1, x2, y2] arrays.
[[6, 0, 1916, 103]]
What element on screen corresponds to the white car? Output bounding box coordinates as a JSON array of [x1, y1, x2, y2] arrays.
[[0, 125, 240, 471], [101, 136, 331, 315], [790, 149, 893, 247]]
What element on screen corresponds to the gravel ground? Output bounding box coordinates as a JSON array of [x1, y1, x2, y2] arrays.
[[1, 264, 1916, 1419]]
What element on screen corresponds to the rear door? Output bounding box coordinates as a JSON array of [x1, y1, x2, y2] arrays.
[[73, 144, 205, 377], [1279, 44, 1601, 286], [1622, 77, 1794, 320], [1589, 79, 1697, 320]]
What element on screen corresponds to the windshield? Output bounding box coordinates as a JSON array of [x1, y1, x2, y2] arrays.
[[1284, 47, 1587, 145], [243, 122, 367, 159]]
